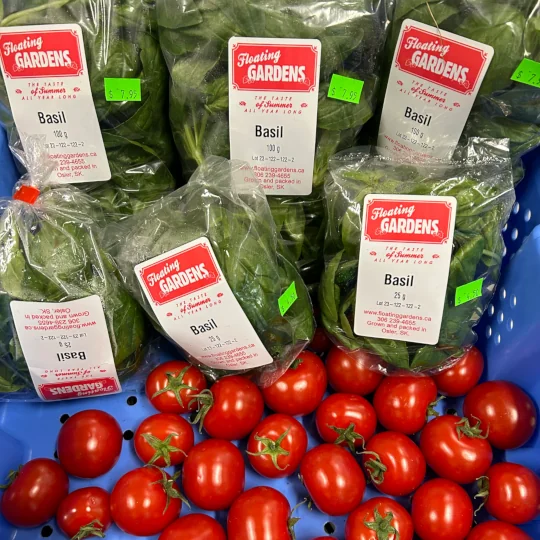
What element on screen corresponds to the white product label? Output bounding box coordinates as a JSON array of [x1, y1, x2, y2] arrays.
[[0, 24, 111, 183], [135, 237, 274, 370], [378, 20, 494, 160], [229, 37, 321, 195], [10, 296, 121, 401], [354, 194, 457, 345]]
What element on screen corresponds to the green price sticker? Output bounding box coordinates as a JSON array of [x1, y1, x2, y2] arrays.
[[511, 58, 540, 89], [104, 78, 141, 102], [455, 278, 484, 307], [278, 281, 298, 316], [327, 74, 364, 104]]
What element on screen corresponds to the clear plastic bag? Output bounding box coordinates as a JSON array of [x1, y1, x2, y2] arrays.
[[320, 140, 515, 374], [0, 137, 149, 400], [0, 0, 176, 220], [382, 0, 540, 169], [157, 0, 393, 289], [105, 156, 315, 387]]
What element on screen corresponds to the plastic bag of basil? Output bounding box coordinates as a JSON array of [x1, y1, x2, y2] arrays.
[[156, 0, 392, 291], [383, 0, 540, 174], [0, 138, 148, 400], [0, 0, 176, 220], [105, 156, 315, 387], [320, 140, 515, 373]]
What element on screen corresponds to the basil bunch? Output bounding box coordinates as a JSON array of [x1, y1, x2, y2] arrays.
[[106, 156, 314, 385], [0, 0, 176, 219], [320, 142, 515, 372], [157, 0, 392, 289]]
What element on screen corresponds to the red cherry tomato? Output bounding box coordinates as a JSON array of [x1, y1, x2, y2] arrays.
[[134, 413, 194, 467], [412, 479, 473, 540], [315, 393, 377, 450], [326, 347, 384, 396], [481, 463, 540, 525], [345, 497, 413, 540], [309, 327, 332, 354], [111, 467, 182, 536], [146, 360, 207, 414], [262, 351, 327, 416], [420, 415, 493, 484], [467, 521, 532, 540], [300, 444, 366, 516], [57, 409, 123, 478], [228, 486, 291, 540], [0, 458, 68, 528], [160, 514, 226, 540], [247, 414, 308, 478], [362, 431, 425, 497], [56, 487, 111, 539], [433, 347, 484, 397], [193, 375, 264, 440], [373, 376, 438, 434], [182, 439, 245, 510], [463, 381, 537, 450]]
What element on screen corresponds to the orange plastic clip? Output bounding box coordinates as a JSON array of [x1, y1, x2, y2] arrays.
[[13, 185, 40, 204]]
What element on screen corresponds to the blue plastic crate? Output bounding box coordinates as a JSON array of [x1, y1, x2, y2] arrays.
[[1, 144, 540, 538]]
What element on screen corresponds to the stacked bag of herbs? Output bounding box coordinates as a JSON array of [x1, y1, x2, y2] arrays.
[[156, 0, 392, 289], [384, 0, 540, 171], [320, 140, 515, 373], [0, 139, 148, 398], [105, 156, 314, 386], [0, 0, 176, 219]]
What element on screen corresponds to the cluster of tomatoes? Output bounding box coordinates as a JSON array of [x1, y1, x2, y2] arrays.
[[1, 338, 539, 540]]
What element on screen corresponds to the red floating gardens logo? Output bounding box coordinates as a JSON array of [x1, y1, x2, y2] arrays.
[[364, 198, 454, 244], [0, 28, 83, 78], [231, 41, 319, 92]]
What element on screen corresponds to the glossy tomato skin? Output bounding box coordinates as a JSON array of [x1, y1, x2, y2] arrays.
[[111, 467, 181, 536], [463, 381, 537, 449], [134, 413, 194, 467], [262, 351, 327, 416], [315, 393, 377, 449], [57, 409, 123, 478], [326, 347, 383, 396], [484, 463, 540, 524], [0, 458, 68, 528], [433, 347, 484, 397], [363, 431, 425, 497], [300, 444, 366, 516], [412, 479, 473, 540], [159, 514, 226, 540], [467, 521, 532, 540], [182, 439, 245, 510], [56, 487, 111, 538], [373, 376, 438, 434], [247, 414, 308, 478], [202, 375, 264, 440], [345, 497, 413, 540], [228, 486, 291, 540], [146, 360, 207, 414], [420, 415, 493, 484], [309, 327, 332, 355]]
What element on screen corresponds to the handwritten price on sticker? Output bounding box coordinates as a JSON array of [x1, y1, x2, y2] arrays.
[[511, 59, 540, 89]]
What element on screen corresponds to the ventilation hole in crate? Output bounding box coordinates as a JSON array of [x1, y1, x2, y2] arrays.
[[485, 325, 492, 339], [503, 245, 507, 257], [324, 522, 336, 535], [511, 294, 517, 308], [513, 202, 520, 215], [511, 228, 519, 241], [500, 288, 507, 300], [502, 223, 508, 232], [524, 209, 532, 223], [488, 304, 495, 317], [507, 319, 514, 331], [54, 450, 58, 459], [495, 333, 501, 345], [59, 414, 70, 424], [41, 526, 53, 538], [497, 311, 504, 324], [123, 430, 134, 441], [446, 408, 458, 416], [127, 396, 137, 406]]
